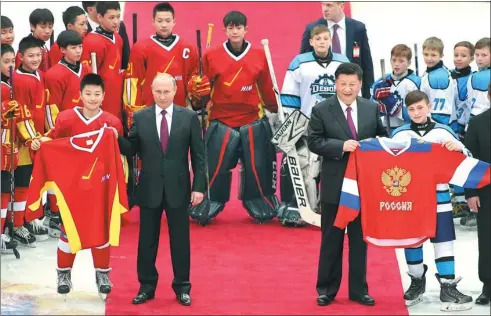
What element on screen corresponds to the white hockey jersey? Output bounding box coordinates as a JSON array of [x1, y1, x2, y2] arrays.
[[463, 67, 490, 125], [451, 67, 472, 133], [280, 51, 349, 118], [371, 71, 421, 128], [420, 63, 456, 127]]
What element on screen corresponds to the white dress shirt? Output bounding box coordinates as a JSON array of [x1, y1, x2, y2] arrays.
[[338, 97, 358, 132], [155, 103, 173, 140], [327, 15, 346, 56], [88, 18, 98, 32]]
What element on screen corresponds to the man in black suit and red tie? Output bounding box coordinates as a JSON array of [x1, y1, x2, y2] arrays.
[[115, 73, 205, 306], [300, 2, 374, 99]]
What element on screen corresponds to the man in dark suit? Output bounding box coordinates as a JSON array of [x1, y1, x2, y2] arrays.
[[115, 73, 205, 306], [464, 98, 491, 305], [82, 1, 130, 69], [307, 63, 387, 307], [300, 2, 374, 98]]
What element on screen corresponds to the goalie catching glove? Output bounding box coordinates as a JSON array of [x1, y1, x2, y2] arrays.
[[187, 75, 211, 100], [1, 100, 20, 127]]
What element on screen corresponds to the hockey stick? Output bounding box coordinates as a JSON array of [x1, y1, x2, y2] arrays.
[[206, 23, 214, 48], [131, 13, 139, 194], [197, 30, 210, 200], [414, 43, 419, 76], [7, 66, 20, 259], [261, 39, 320, 227], [90, 52, 97, 74], [380, 59, 392, 136]]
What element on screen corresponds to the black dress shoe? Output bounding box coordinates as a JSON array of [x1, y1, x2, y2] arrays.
[[349, 294, 375, 306], [132, 292, 155, 304], [176, 293, 191, 306], [476, 292, 490, 305], [317, 294, 335, 306]]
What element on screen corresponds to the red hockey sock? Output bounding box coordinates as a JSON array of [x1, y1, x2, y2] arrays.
[[92, 245, 110, 269], [13, 187, 28, 227], [47, 193, 59, 213], [1, 193, 9, 234], [57, 225, 76, 268]]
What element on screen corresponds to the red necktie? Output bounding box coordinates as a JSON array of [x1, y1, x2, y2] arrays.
[[346, 106, 358, 139], [331, 24, 341, 54], [160, 109, 169, 153]]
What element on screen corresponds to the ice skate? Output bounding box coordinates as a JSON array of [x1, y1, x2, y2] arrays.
[[24, 218, 49, 241], [404, 264, 427, 306], [436, 274, 473, 311], [56, 268, 73, 301], [96, 268, 113, 301], [13, 226, 36, 248]]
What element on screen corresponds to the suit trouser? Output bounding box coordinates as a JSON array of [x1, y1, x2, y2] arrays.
[[137, 193, 191, 295], [477, 191, 491, 293], [317, 202, 368, 298]]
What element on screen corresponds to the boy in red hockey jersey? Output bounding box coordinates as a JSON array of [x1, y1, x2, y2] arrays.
[[12, 35, 54, 245], [1, 43, 20, 252], [35, 74, 124, 298], [123, 2, 199, 130], [1, 16, 15, 45], [81, 1, 124, 121], [48, 6, 88, 66], [188, 11, 279, 225], [15, 8, 54, 72]]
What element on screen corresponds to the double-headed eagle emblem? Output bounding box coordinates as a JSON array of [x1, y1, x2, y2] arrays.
[[381, 166, 412, 196]]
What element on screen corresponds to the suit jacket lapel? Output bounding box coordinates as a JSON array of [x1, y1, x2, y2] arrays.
[[167, 105, 182, 151], [356, 98, 369, 139], [149, 105, 165, 157], [345, 18, 354, 60], [329, 98, 353, 139]]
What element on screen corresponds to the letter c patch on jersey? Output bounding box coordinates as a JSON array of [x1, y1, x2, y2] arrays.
[[182, 48, 190, 59]]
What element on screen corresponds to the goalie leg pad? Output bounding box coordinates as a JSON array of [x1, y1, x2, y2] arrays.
[[238, 118, 279, 221]]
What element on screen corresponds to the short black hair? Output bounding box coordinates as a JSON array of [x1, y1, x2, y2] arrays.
[[153, 2, 174, 18], [1, 16, 14, 29], [96, 2, 121, 16], [29, 8, 54, 27], [1, 44, 15, 57], [334, 63, 363, 81], [57, 30, 83, 49], [223, 11, 247, 28], [62, 6, 86, 28], [81, 1, 96, 13], [405, 90, 430, 108], [18, 35, 43, 54], [81, 73, 104, 91]]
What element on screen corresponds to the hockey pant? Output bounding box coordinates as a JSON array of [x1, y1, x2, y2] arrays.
[[278, 137, 320, 225], [189, 118, 279, 222], [405, 202, 456, 279], [1, 165, 33, 227], [57, 224, 110, 269]]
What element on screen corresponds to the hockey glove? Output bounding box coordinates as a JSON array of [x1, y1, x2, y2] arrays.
[[125, 104, 146, 131], [187, 75, 211, 101], [1, 100, 20, 127], [372, 78, 394, 100], [378, 94, 402, 117], [1, 143, 19, 171]]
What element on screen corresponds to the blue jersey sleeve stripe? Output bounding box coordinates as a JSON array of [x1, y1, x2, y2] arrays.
[[463, 160, 489, 188], [281, 94, 301, 108], [339, 191, 360, 211]]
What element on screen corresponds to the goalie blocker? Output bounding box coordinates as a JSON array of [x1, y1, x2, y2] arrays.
[[189, 117, 279, 224]]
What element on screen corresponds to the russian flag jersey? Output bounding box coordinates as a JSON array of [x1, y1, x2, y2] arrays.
[[334, 137, 490, 248]]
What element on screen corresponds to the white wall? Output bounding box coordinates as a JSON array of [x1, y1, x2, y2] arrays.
[[351, 2, 491, 79]]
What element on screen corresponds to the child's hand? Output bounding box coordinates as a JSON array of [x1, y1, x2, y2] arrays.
[[441, 140, 462, 152]]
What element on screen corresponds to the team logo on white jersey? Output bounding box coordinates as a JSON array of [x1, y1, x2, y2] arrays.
[[310, 74, 336, 103]]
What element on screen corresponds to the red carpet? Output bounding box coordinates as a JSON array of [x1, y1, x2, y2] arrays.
[[106, 170, 408, 315]]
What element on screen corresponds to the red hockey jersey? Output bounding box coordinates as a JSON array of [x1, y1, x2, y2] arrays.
[[50, 107, 123, 139], [335, 137, 490, 248], [203, 41, 277, 127], [48, 41, 62, 66], [124, 35, 198, 110], [44, 61, 91, 113], [26, 127, 129, 253], [81, 30, 124, 120]]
